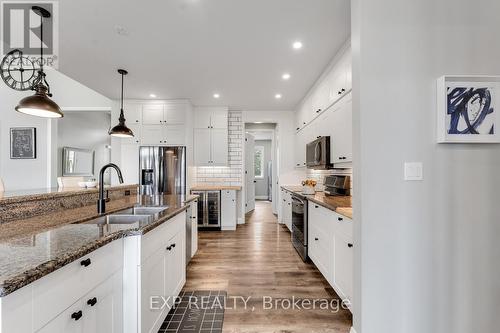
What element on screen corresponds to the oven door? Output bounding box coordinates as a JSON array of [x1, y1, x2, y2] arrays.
[[291, 196, 307, 246]]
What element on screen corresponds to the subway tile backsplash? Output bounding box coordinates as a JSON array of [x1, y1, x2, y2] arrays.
[[194, 111, 243, 186]]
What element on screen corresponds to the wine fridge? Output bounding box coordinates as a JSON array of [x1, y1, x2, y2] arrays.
[[191, 190, 221, 229]]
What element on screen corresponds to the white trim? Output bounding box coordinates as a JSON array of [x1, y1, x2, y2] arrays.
[[237, 217, 244, 225], [255, 195, 269, 200], [350, 327, 357, 333]]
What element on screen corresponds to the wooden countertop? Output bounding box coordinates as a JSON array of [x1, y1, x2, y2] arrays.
[[282, 186, 353, 219], [191, 185, 242, 191]]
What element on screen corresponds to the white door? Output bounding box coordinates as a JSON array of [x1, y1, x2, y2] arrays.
[[211, 129, 228, 166], [193, 129, 211, 166], [123, 102, 142, 124], [164, 102, 186, 124], [142, 105, 164, 125], [210, 110, 228, 128], [164, 125, 185, 145], [245, 133, 255, 213], [120, 144, 139, 184], [140, 248, 165, 333], [142, 125, 165, 145]]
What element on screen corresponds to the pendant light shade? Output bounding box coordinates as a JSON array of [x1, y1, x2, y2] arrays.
[[16, 6, 62, 118], [15, 83, 63, 118], [109, 69, 134, 138]]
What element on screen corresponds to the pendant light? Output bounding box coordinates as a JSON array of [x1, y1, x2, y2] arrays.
[[109, 69, 134, 137], [15, 6, 63, 118]]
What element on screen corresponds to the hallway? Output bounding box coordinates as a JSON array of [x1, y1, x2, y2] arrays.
[[184, 201, 352, 333]]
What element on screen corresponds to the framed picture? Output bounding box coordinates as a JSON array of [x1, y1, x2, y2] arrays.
[[10, 127, 36, 159], [437, 76, 500, 143]]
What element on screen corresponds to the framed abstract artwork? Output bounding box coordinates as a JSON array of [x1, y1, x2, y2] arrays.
[[437, 76, 500, 143], [10, 127, 36, 159]]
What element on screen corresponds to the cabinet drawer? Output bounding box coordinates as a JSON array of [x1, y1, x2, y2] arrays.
[[33, 240, 123, 331], [332, 212, 353, 238], [308, 202, 334, 235], [141, 211, 185, 262]]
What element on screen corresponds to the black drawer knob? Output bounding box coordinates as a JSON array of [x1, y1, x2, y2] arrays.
[[338, 217, 343, 221], [71, 311, 83, 321], [87, 297, 98, 306], [315, 205, 319, 208], [315, 237, 319, 241], [80, 258, 91, 267], [348, 243, 353, 248]]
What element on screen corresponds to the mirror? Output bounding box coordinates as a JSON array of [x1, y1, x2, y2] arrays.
[[62, 147, 95, 176]]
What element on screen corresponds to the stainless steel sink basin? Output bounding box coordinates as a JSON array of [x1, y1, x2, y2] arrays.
[[82, 214, 152, 225], [114, 206, 168, 216]]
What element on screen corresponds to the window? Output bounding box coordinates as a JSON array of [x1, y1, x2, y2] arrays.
[[254, 146, 264, 178]]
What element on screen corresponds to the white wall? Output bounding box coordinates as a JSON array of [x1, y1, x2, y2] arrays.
[[0, 69, 112, 190], [352, 1, 500, 332]]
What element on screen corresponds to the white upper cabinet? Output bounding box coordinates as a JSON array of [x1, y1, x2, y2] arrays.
[[164, 101, 187, 124], [331, 96, 352, 164], [194, 129, 212, 166], [141, 125, 165, 145], [123, 103, 142, 124], [194, 107, 228, 129], [142, 105, 164, 125], [210, 129, 228, 166]]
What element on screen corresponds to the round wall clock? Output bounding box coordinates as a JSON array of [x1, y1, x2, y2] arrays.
[[0, 49, 38, 91]]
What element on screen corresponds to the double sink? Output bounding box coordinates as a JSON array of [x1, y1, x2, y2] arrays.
[[79, 206, 168, 226]]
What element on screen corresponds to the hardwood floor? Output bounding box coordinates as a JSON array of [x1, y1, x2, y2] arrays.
[[184, 201, 352, 333]]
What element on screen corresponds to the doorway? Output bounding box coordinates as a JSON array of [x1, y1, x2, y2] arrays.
[[244, 123, 277, 214]]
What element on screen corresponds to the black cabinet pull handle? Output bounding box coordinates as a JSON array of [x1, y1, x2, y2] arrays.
[[341, 88, 346, 92], [171, 243, 176, 248], [80, 258, 91, 267], [348, 243, 353, 248], [296, 127, 300, 131], [338, 217, 343, 221], [87, 297, 97, 306], [315, 237, 319, 241], [167, 245, 172, 251], [71, 311, 83, 321]]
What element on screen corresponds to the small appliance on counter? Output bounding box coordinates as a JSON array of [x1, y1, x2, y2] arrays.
[[324, 175, 350, 196]]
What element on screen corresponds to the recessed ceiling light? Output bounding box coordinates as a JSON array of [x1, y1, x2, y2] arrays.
[[282, 73, 291, 80], [213, 93, 220, 99], [149, 94, 156, 98], [275, 94, 282, 99], [292, 41, 303, 49]]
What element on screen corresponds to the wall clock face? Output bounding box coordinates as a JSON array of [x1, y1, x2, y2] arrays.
[[0, 49, 38, 91]]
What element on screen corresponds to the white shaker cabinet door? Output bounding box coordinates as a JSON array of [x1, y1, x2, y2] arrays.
[[332, 98, 352, 163], [142, 125, 166, 145], [194, 128, 212, 166], [123, 102, 142, 124], [164, 102, 186, 124], [142, 105, 164, 125], [334, 232, 354, 303], [210, 129, 228, 166], [164, 125, 185, 145], [210, 110, 228, 129], [140, 248, 166, 333]]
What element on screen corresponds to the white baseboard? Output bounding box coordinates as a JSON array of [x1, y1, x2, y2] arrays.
[[237, 217, 244, 225], [221, 226, 237, 231], [350, 327, 357, 333], [255, 196, 269, 200]]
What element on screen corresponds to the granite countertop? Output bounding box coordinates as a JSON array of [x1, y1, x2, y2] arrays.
[[0, 194, 198, 297], [191, 185, 242, 191], [282, 186, 353, 219], [0, 184, 138, 204]]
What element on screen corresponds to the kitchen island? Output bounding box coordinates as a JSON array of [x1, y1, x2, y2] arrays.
[[0, 186, 198, 333]]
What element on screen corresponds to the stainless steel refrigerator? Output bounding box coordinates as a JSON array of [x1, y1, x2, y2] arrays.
[[139, 146, 186, 196]]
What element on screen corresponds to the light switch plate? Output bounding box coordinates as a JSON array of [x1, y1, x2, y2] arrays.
[[404, 162, 423, 181]]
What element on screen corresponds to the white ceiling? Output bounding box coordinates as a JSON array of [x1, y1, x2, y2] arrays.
[[58, 0, 350, 111]]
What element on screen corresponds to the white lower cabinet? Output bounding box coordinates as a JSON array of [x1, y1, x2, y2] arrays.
[[308, 202, 353, 306], [0, 240, 124, 333], [281, 190, 292, 231], [37, 271, 123, 333], [190, 200, 198, 256], [124, 211, 186, 333], [221, 190, 237, 230]]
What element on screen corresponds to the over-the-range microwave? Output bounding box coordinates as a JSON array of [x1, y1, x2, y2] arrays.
[[306, 136, 332, 169]]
